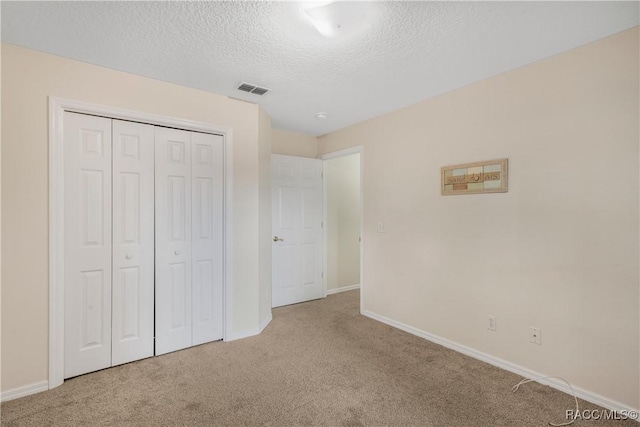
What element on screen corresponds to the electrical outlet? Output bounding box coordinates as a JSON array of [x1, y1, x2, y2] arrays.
[[529, 327, 541, 345], [377, 222, 386, 233], [487, 315, 497, 331]]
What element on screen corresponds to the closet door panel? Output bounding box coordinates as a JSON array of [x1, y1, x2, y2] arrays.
[[155, 127, 193, 355], [112, 120, 155, 366], [191, 133, 224, 345], [64, 112, 112, 378]]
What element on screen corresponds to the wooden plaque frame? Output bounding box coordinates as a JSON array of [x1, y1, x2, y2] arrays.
[[441, 158, 508, 195]]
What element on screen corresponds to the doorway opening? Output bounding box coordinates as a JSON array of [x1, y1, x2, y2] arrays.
[[321, 147, 363, 312]]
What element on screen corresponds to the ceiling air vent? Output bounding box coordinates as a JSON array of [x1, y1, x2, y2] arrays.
[[237, 82, 270, 96]]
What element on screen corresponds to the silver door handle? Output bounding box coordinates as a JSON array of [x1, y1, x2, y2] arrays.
[[273, 236, 284, 242]]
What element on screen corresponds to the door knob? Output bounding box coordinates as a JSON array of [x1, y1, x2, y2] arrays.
[[175, 250, 181, 255], [273, 236, 284, 242], [125, 254, 132, 260]]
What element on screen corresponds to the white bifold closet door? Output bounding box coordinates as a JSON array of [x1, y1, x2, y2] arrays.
[[111, 119, 155, 366], [191, 132, 224, 346], [155, 128, 224, 355], [64, 113, 155, 378], [64, 112, 113, 378]]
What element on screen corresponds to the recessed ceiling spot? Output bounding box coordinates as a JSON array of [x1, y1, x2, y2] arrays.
[[316, 112, 329, 120], [237, 82, 270, 96]]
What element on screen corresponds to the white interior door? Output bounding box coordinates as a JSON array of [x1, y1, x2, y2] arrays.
[[111, 119, 155, 366], [64, 112, 113, 378], [155, 127, 192, 355], [191, 133, 224, 345], [271, 154, 323, 308]]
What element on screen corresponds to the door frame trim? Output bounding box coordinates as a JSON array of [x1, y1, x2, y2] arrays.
[[319, 146, 364, 312], [48, 97, 234, 389]]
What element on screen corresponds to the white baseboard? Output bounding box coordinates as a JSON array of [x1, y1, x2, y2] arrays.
[[225, 312, 273, 342], [1, 381, 49, 402], [4, 315, 275, 400], [258, 312, 273, 333], [326, 284, 360, 296], [362, 310, 639, 418], [4, 311, 635, 418]]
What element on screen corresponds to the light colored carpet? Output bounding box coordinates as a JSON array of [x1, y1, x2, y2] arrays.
[[1, 290, 631, 426]]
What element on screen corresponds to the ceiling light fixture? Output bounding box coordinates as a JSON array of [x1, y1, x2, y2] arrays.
[[316, 112, 329, 120], [304, 2, 373, 38]]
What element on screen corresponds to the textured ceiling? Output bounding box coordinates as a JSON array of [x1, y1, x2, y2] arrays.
[[1, 1, 638, 136]]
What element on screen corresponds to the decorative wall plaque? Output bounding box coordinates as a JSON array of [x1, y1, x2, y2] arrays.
[[441, 158, 508, 195]]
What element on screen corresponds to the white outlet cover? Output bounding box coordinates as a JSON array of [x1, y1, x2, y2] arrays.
[[377, 222, 386, 233], [487, 315, 497, 331], [530, 327, 542, 345]]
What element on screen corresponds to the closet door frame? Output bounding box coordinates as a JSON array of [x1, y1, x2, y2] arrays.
[[48, 97, 234, 390]]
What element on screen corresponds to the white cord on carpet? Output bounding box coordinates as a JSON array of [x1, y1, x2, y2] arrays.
[[511, 375, 579, 427]]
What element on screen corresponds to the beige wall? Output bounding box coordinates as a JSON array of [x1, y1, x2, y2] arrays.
[[326, 154, 361, 290], [272, 128, 317, 158], [318, 28, 639, 409], [258, 108, 272, 324], [0, 44, 3, 393], [1, 44, 269, 391]]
